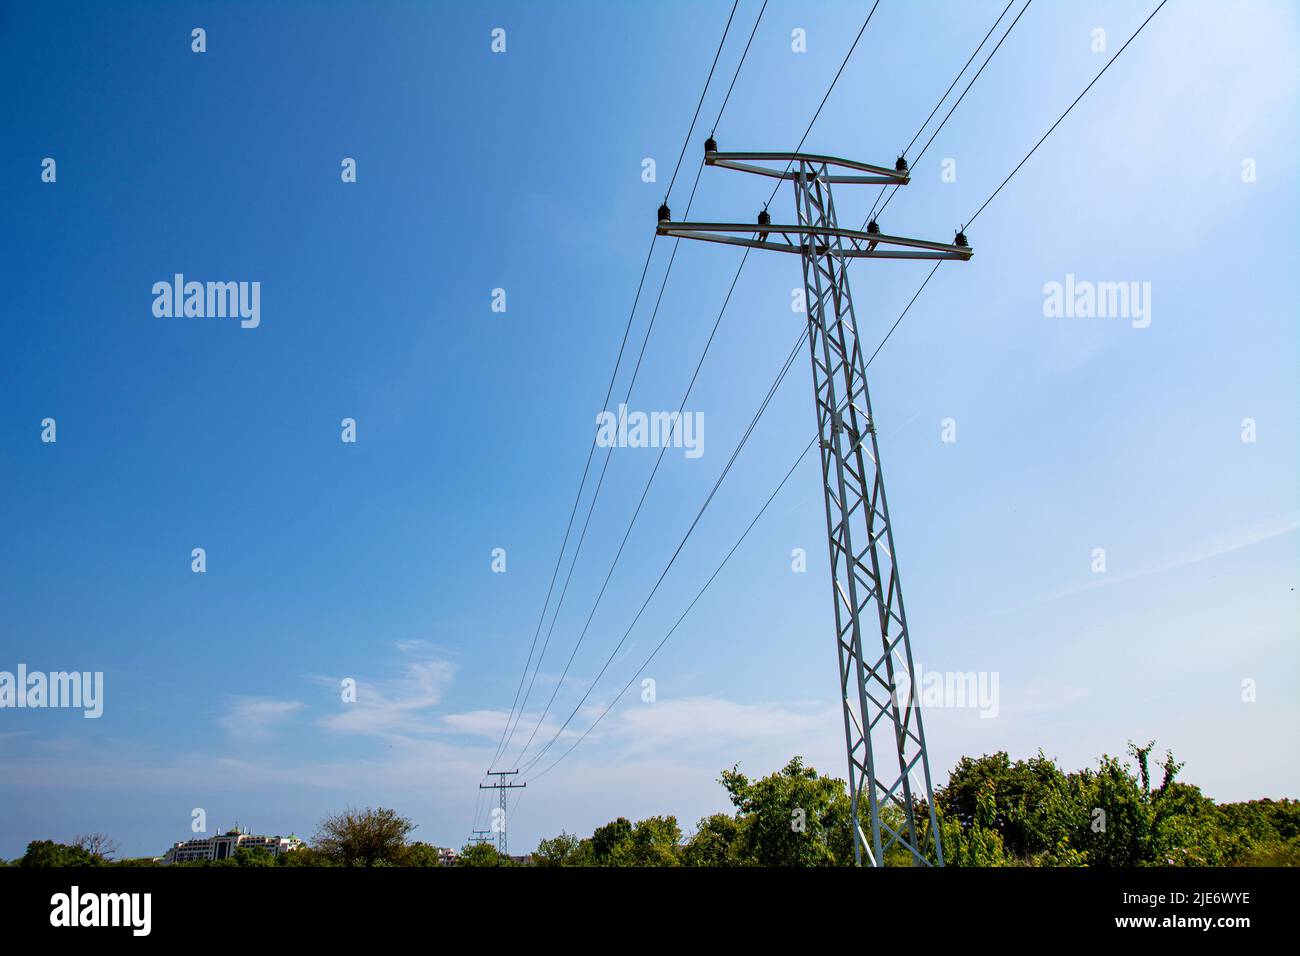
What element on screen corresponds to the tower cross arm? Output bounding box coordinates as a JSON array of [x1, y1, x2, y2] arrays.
[[706, 150, 908, 185], [657, 220, 973, 261]]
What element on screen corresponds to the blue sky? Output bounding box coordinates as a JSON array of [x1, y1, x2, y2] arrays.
[[1, 0, 1296, 858]]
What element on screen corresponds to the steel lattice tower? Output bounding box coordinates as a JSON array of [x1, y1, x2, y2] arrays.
[[658, 146, 972, 866], [480, 770, 524, 857]]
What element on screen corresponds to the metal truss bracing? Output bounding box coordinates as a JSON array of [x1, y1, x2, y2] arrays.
[[793, 158, 943, 867], [659, 147, 968, 866]]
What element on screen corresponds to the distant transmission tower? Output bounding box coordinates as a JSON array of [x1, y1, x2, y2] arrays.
[[479, 770, 525, 857], [658, 141, 972, 866]]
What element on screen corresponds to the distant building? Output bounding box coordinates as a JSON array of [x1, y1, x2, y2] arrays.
[[438, 847, 458, 866], [162, 828, 305, 864]]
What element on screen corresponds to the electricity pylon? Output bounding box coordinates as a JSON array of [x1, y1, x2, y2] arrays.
[[480, 770, 525, 857], [657, 143, 972, 866]]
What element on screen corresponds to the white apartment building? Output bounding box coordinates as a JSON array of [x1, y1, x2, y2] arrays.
[[162, 829, 305, 864]]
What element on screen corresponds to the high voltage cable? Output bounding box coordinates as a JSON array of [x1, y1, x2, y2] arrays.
[[865, 0, 1170, 366], [521, 286, 913, 781], [513, 1, 891, 776], [527, 433, 818, 783], [766, 0, 883, 208], [498, 163, 703, 764], [501, 147, 716, 764], [521, 0, 1173, 781], [520, 329, 808, 775], [865, 0, 1016, 223], [871, 0, 1034, 223], [966, 0, 1169, 228], [486, 230, 655, 773], [487, 3, 745, 773], [509, 245, 755, 767], [493, 4, 759, 770], [665, 0, 740, 204], [504, 0, 864, 768], [712, 0, 768, 136]]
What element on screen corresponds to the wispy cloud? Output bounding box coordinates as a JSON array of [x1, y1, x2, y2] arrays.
[[1015, 510, 1300, 614], [218, 698, 304, 740], [314, 642, 456, 740]]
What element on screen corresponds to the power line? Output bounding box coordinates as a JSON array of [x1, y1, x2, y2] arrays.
[[488, 3, 743, 770], [514, 3, 891, 775], [766, 0, 883, 208], [485, 230, 657, 771], [872, 0, 1034, 223], [712, 0, 768, 136], [510, 246, 755, 767], [528, 433, 818, 783], [665, 0, 740, 203], [500, 153, 715, 765], [866, 0, 1017, 222], [967, 0, 1169, 228], [519, 212, 954, 779], [515, 0, 1175, 820], [866, 0, 1171, 367], [496, 5, 760, 768], [520, 328, 807, 775]]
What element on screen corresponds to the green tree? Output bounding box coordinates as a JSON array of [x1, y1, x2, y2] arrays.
[[534, 831, 584, 867], [313, 806, 415, 867], [458, 842, 511, 867], [230, 846, 276, 867], [591, 817, 633, 864], [19, 840, 105, 867], [401, 842, 445, 867], [585, 815, 683, 866], [719, 756, 852, 866], [683, 813, 744, 867], [276, 846, 336, 867], [626, 816, 682, 867]]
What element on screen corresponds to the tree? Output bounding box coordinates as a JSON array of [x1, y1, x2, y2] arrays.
[[74, 833, 120, 860], [626, 816, 682, 867], [534, 831, 584, 867], [314, 806, 415, 867], [683, 814, 743, 867], [591, 817, 633, 864], [937, 750, 1074, 861], [230, 846, 276, 867], [402, 842, 445, 867], [276, 845, 336, 867], [19, 840, 104, 867], [586, 816, 682, 866], [719, 756, 853, 866], [458, 842, 511, 867]]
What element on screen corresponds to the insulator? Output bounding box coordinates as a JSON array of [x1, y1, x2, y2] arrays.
[[895, 155, 909, 173], [954, 229, 968, 248], [867, 220, 880, 235], [658, 203, 671, 223], [704, 136, 717, 154], [757, 208, 771, 227]]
